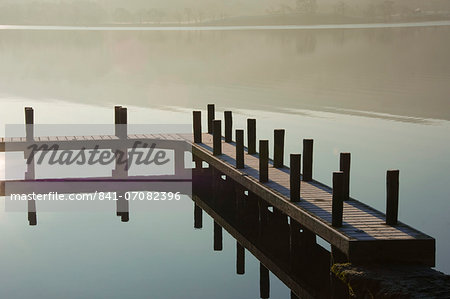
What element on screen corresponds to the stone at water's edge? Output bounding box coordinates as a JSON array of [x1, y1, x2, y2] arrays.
[[331, 263, 450, 298]]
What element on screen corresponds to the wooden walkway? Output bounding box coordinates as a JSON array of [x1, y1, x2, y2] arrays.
[[0, 105, 436, 266], [191, 133, 435, 266]]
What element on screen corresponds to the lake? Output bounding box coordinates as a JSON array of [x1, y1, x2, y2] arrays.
[[0, 23, 449, 298]]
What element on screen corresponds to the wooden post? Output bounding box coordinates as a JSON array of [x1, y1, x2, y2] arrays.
[[114, 105, 122, 122], [207, 104, 215, 134], [119, 107, 127, 138], [259, 140, 269, 183], [340, 153, 351, 201], [193, 111, 202, 143], [247, 119, 256, 154], [260, 263, 270, 299], [386, 170, 399, 225], [236, 242, 245, 275], [28, 212, 37, 226], [224, 111, 232, 142], [236, 129, 244, 169], [274, 129, 285, 168], [302, 139, 313, 181], [120, 107, 127, 124], [25, 107, 36, 225], [290, 154, 301, 202], [213, 120, 222, 156], [332, 171, 344, 227], [25, 107, 34, 140], [114, 105, 122, 137], [194, 203, 203, 229], [121, 212, 129, 222], [214, 221, 223, 251]]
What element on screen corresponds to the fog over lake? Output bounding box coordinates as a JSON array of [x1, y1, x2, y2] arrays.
[[0, 23, 449, 298]]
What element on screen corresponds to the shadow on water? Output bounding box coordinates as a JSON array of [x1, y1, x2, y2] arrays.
[[17, 165, 348, 298], [190, 166, 344, 299]]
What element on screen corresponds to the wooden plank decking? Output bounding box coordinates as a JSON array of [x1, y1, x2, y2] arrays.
[[0, 131, 435, 265], [191, 133, 435, 266]]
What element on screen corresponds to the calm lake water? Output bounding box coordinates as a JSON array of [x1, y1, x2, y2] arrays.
[[0, 23, 449, 298]]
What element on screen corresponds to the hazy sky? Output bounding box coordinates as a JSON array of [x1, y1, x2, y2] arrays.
[[0, 0, 449, 24]]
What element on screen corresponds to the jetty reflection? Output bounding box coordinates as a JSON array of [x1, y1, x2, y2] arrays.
[[191, 164, 333, 299], [13, 166, 336, 298]]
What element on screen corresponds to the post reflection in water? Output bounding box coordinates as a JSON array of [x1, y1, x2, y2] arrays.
[[191, 161, 337, 298], [194, 203, 203, 229], [17, 158, 338, 298], [236, 242, 245, 275]]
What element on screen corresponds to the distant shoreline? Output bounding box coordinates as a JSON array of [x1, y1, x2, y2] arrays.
[[1, 12, 449, 28], [1, 20, 450, 31]]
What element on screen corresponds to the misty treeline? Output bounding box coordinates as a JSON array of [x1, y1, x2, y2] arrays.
[[1, 0, 226, 24], [0, 0, 449, 25]]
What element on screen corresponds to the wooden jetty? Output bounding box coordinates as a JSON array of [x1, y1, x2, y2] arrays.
[[0, 105, 435, 266], [193, 105, 434, 267]]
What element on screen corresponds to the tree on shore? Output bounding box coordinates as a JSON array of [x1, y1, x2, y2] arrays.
[[296, 0, 317, 14]]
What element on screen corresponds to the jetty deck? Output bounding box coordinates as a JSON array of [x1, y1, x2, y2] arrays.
[[192, 132, 435, 265], [0, 105, 436, 266]]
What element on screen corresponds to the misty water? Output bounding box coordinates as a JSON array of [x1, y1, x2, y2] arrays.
[[0, 23, 450, 298]]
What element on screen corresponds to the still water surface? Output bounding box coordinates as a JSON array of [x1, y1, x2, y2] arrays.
[[0, 23, 449, 298]]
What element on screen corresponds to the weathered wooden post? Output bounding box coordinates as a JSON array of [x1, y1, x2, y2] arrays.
[[236, 129, 244, 169], [290, 154, 301, 202], [340, 153, 351, 201], [116, 107, 129, 220], [302, 139, 313, 181], [24, 107, 36, 225], [236, 242, 245, 275], [332, 171, 344, 227], [114, 105, 122, 137], [119, 106, 127, 138], [274, 129, 285, 168], [120, 107, 128, 172], [28, 212, 37, 226], [121, 211, 129, 222], [386, 170, 399, 225], [224, 111, 232, 142], [259, 140, 269, 182], [260, 263, 270, 299], [214, 221, 223, 251], [247, 119, 256, 154], [25, 107, 34, 140], [207, 104, 215, 134], [213, 120, 222, 156], [193, 111, 202, 143], [194, 203, 203, 229]]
